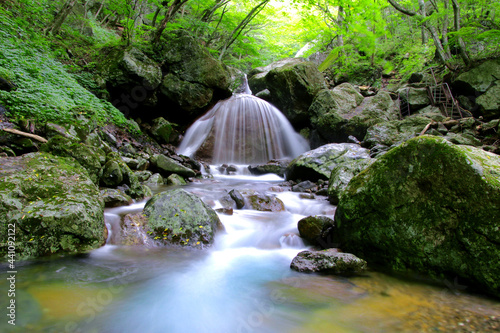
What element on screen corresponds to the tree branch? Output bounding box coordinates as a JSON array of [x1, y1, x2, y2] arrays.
[[3, 128, 48, 143], [387, 0, 417, 16]]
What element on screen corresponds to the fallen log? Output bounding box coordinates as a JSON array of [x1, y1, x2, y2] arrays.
[[2, 127, 48, 143]]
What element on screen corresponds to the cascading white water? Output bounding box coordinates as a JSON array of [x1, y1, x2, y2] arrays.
[[177, 80, 309, 164]]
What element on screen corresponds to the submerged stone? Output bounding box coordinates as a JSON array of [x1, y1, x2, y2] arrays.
[[334, 136, 500, 297]]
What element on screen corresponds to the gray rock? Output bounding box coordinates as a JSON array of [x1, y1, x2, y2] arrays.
[[248, 160, 289, 177], [328, 158, 374, 205], [0, 153, 106, 259], [286, 143, 370, 181], [248, 58, 326, 126], [166, 174, 187, 186], [292, 180, 317, 192], [334, 136, 500, 297], [297, 216, 335, 245], [101, 188, 133, 208], [143, 189, 224, 248], [290, 249, 367, 274], [229, 189, 245, 209], [245, 192, 285, 212], [152, 154, 196, 178]]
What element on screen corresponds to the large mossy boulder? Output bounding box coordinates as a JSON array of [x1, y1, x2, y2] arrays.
[[328, 158, 374, 205], [102, 46, 162, 108], [397, 87, 431, 112], [475, 84, 500, 119], [151, 154, 197, 178], [0, 152, 106, 259], [158, 30, 231, 119], [334, 136, 500, 297], [286, 143, 371, 182], [310, 87, 398, 145], [41, 135, 104, 185], [452, 59, 500, 119], [363, 116, 433, 156], [453, 59, 500, 95], [143, 189, 224, 248], [248, 58, 326, 127]]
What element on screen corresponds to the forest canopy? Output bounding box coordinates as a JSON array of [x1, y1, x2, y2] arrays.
[[2, 0, 500, 80]]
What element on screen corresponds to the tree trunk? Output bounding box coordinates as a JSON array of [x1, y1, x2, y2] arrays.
[[450, 0, 471, 65], [45, 0, 78, 35], [418, 0, 427, 44], [153, 0, 190, 43], [388, 0, 452, 67], [152, 6, 162, 27], [218, 0, 270, 60], [442, 0, 452, 58], [337, 5, 345, 47], [95, 1, 104, 19]]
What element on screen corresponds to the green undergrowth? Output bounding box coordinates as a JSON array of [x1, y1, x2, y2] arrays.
[[0, 7, 134, 132]]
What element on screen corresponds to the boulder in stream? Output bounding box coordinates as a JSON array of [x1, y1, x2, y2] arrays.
[[143, 189, 224, 248], [334, 135, 500, 297], [290, 249, 367, 275], [297, 215, 335, 246], [244, 191, 285, 212], [0, 152, 106, 259], [286, 143, 371, 182]]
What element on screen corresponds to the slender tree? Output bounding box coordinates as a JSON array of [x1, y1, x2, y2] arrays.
[[217, 0, 270, 60], [153, 0, 191, 43], [45, 0, 78, 35]]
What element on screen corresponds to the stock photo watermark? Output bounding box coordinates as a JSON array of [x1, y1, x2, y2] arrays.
[[5, 221, 17, 326]]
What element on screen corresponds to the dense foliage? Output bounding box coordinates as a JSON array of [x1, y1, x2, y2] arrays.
[[1, 0, 499, 120]]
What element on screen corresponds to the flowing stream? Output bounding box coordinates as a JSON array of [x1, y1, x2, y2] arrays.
[[2, 171, 500, 333]]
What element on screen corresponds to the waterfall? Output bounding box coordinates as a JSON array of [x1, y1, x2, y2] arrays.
[[177, 77, 309, 164]]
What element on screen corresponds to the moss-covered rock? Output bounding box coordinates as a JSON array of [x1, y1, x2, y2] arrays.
[[397, 87, 431, 112], [166, 173, 186, 186], [249, 58, 325, 127], [334, 136, 500, 297], [156, 30, 231, 121], [103, 46, 162, 91], [100, 188, 133, 208], [328, 158, 374, 205], [453, 59, 500, 95], [297, 216, 335, 245], [150, 117, 175, 144], [41, 135, 103, 185], [286, 143, 371, 182], [144, 173, 164, 185], [310, 88, 398, 144], [290, 249, 367, 274], [151, 154, 196, 178], [0, 152, 105, 259], [245, 192, 285, 212], [476, 83, 500, 119], [143, 189, 224, 248], [363, 116, 433, 156], [100, 153, 149, 199], [160, 73, 214, 113]]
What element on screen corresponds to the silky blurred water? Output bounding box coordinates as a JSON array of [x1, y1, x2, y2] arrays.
[[2, 173, 499, 333]]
